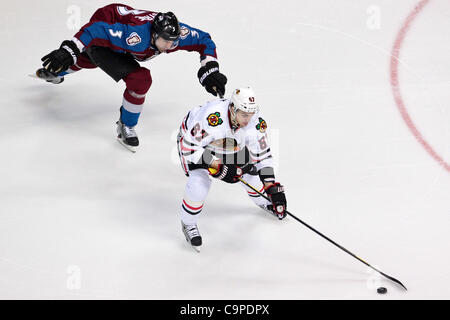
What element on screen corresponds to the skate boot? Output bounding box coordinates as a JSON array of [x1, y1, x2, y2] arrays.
[[35, 68, 64, 84], [181, 221, 202, 251], [116, 120, 139, 153]]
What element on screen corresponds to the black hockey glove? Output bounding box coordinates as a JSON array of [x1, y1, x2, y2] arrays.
[[241, 163, 258, 175], [264, 182, 287, 220], [41, 40, 80, 74], [210, 163, 243, 184], [197, 61, 227, 97]]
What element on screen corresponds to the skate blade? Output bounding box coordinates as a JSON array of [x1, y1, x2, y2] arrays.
[[185, 238, 201, 253], [258, 205, 279, 219], [28, 73, 39, 79], [117, 138, 137, 153]]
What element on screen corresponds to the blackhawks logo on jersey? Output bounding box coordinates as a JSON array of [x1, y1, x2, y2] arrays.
[[256, 117, 267, 133], [207, 112, 223, 127]]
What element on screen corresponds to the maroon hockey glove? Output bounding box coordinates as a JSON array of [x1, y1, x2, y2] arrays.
[[264, 182, 287, 219], [210, 163, 243, 184]]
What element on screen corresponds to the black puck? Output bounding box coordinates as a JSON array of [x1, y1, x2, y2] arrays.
[[377, 287, 387, 294]]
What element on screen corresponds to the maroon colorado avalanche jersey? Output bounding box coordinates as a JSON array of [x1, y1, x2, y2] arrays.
[[71, 3, 218, 63]]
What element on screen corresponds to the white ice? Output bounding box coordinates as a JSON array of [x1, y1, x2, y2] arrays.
[[0, 0, 449, 299]]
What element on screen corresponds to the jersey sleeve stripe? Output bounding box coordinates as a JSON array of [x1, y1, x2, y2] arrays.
[[249, 148, 271, 158], [252, 155, 273, 163]]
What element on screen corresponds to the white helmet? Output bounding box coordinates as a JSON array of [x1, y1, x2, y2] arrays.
[[230, 87, 259, 114]]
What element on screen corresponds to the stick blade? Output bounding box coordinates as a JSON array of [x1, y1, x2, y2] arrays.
[[380, 271, 407, 291]]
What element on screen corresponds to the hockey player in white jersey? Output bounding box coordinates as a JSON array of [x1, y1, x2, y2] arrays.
[[177, 87, 287, 250]]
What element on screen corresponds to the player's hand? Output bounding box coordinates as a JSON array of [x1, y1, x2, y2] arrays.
[[209, 163, 242, 184], [41, 40, 80, 74], [197, 61, 227, 97], [264, 182, 287, 219], [241, 163, 258, 175]]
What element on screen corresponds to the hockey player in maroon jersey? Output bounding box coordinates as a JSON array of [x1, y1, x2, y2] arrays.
[[176, 87, 287, 250], [36, 3, 227, 152]]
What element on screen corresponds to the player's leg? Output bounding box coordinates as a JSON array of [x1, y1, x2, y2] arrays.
[[180, 169, 212, 248], [85, 46, 152, 151], [241, 173, 270, 207], [122, 67, 153, 123]]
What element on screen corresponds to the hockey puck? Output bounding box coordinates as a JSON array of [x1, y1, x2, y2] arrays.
[[377, 287, 387, 294]]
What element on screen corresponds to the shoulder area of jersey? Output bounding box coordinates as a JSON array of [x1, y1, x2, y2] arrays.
[[178, 22, 193, 39], [205, 97, 229, 106], [200, 98, 229, 113], [197, 98, 230, 128], [244, 111, 267, 134]]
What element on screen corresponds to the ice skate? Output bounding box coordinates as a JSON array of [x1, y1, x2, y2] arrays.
[[32, 68, 64, 84], [116, 120, 139, 153], [181, 221, 202, 252], [258, 204, 278, 218]]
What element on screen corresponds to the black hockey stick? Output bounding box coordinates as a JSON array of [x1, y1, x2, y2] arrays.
[[213, 86, 224, 99], [239, 178, 407, 291]]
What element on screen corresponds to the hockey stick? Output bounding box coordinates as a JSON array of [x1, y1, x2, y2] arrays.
[[212, 86, 224, 99], [239, 178, 408, 291]]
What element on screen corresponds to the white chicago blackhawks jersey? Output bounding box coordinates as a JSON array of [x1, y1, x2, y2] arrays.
[[177, 98, 273, 174]]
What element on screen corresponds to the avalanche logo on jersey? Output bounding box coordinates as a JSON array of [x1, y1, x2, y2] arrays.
[[256, 117, 267, 133], [180, 26, 190, 40], [207, 112, 223, 127], [126, 32, 142, 46]]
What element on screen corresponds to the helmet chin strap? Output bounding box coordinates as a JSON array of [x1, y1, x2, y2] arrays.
[[229, 104, 239, 129], [150, 34, 158, 50]]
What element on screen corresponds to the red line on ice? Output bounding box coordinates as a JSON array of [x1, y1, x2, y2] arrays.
[[390, 0, 450, 172]]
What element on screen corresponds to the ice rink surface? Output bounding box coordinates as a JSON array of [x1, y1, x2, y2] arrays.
[[0, 0, 449, 299]]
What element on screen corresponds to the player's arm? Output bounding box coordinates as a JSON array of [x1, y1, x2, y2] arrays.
[[247, 121, 275, 183], [173, 23, 227, 97], [182, 128, 241, 183], [180, 116, 216, 171], [172, 23, 217, 61], [72, 4, 142, 52], [247, 117, 287, 219], [40, 4, 135, 74], [182, 114, 242, 183], [207, 159, 246, 184]]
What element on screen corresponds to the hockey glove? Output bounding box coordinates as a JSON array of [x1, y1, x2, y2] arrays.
[[41, 40, 80, 74], [241, 163, 258, 175], [264, 182, 287, 220], [210, 163, 243, 184], [197, 61, 227, 97]]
